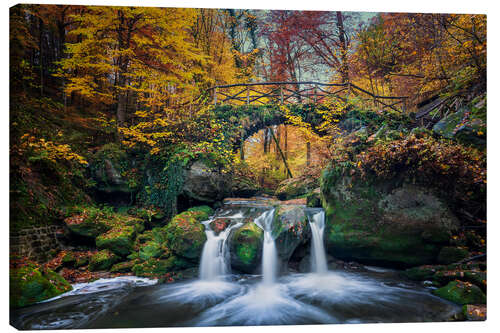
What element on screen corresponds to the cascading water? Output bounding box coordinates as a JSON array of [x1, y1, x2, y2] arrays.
[[199, 213, 243, 281], [254, 209, 277, 284], [309, 210, 328, 274]]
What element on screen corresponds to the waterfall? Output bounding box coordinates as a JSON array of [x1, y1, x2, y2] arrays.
[[255, 209, 277, 285], [199, 217, 243, 281], [309, 211, 328, 274]]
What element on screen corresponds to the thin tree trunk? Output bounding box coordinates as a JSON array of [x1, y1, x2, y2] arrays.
[[306, 141, 311, 167], [336, 11, 349, 83]]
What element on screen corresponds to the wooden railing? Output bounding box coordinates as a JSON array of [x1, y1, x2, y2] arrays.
[[207, 81, 409, 113]]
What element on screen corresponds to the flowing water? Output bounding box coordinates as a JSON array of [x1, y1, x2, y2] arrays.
[[254, 209, 277, 285], [199, 212, 243, 280], [309, 210, 328, 274], [10, 199, 461, 329]]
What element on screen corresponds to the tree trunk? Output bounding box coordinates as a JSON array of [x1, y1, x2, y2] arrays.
[[38, 17, 44, 97], [306, 141, 311, 167], [336, 11, 349, 83]]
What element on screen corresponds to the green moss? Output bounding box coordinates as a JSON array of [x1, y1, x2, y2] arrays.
[[88, 250, 119, 271], [131, 256, 192, 278], [138, 240, 170, 260], [10, 261, 72, 308], [433, 280, 486, 305], [96, 225, 136, 257], [163, 209, 209, 259], [231, 222, 263, 271], [110, 260, 137, 273], [62, 252, 76, 267], [437, 246, 469, 265]]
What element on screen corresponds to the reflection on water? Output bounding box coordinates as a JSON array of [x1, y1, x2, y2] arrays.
[[11, 270, 460, 329]]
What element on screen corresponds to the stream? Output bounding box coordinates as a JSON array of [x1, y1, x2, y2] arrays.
[[10, 199, 461, 329]]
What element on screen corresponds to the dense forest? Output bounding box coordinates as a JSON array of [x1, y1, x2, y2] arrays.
[[10, 4, 486, 325]]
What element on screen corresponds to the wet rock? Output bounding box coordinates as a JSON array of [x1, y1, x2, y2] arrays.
[[230, 222, 263, 273], [274, 205, 310, 263], [432, 280, 486, 305], [10, 260, 72, 308]]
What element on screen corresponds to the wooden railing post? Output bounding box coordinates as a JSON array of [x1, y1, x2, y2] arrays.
[[246, 85, 250, 105], [280, 85, 284, 104], [213, 87, 217, 105]]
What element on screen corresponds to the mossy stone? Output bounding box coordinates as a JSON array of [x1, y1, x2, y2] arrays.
[[88, 250, 119, 271], [96, 225, 136, 257], [230, 222, 263, 273], [110, 260, 137, 273], [437, 246, 469, 265], [10, 262, 72, 308], [163, 207, 211, 260], [131, 256, 192, 278], [432, 280, 486, 305]]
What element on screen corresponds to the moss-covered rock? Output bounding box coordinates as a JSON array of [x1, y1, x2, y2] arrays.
[[433, 107, 486, 148], [10, 260, 72, 308], [432, 280, 486, 305], [131, 256, 191, 278], [321, 166, 459, 268], [402, 265, 444, 281], [273, 205, 310, 263], [88, 250, 119, 271], [138, 240, 171, 260], [61, 252, 77, 267], [230, 222, 263, 273], [64, 206, 145, 241], [437, 246, 469, 265], [96, 225, 136, 257], [110, 260, 137, 273], [163, 206, 213, 260], [64, 213, 111, 238]]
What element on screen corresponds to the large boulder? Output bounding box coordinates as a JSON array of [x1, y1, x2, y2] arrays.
[[10, 260, 72, 308], [273, 205, 310, 264], [321, 167, 459, 268], [163, 206, 213, 260], [230, 222, 263, 273], [182, 161, 231, 202]]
